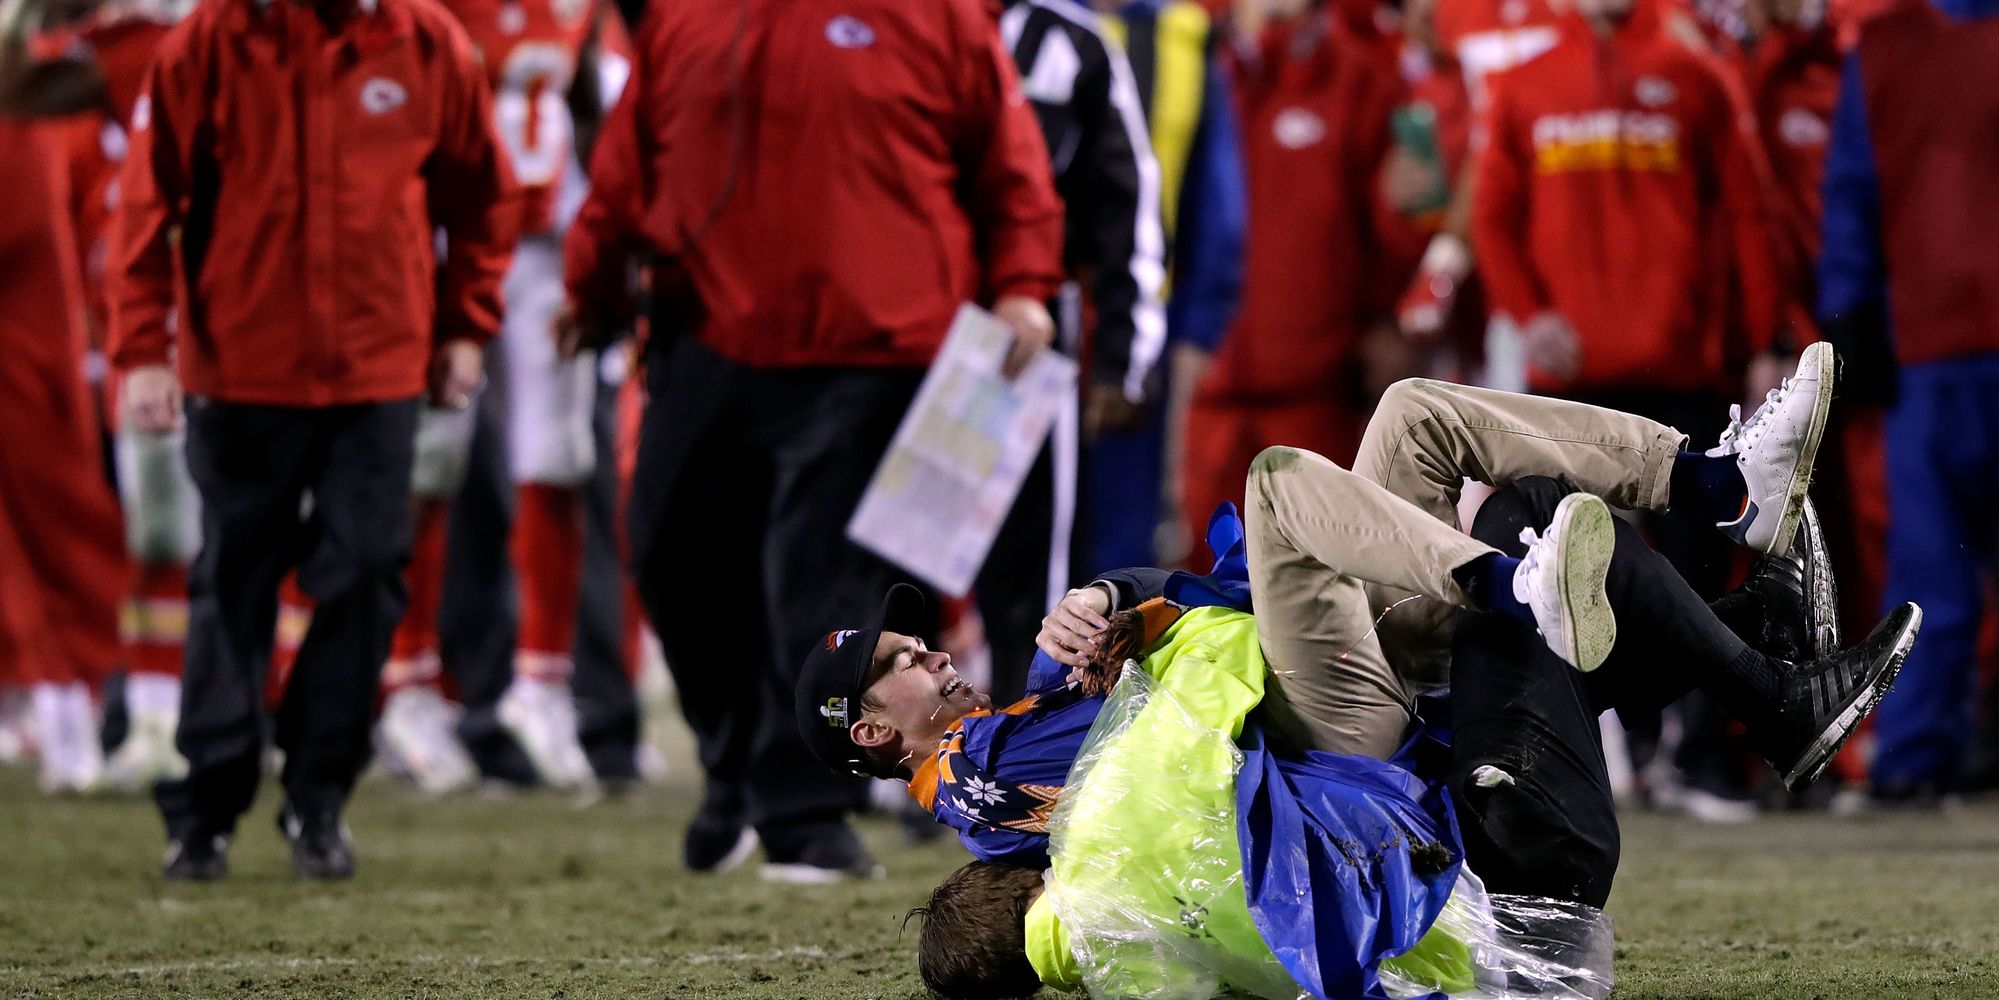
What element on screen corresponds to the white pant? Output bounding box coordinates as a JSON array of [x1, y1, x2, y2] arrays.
[[410, 235, 598, 497]]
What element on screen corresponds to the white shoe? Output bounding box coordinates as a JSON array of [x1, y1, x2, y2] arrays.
[[103, 706, 189, 791], [1709, 341, 1835, 555], [1513, 493, 1618, 672], [35, 682, 104, 794], [497, 677, 596, 790], [377, 687, 478, 796], [1676, 785, 1760, 825]]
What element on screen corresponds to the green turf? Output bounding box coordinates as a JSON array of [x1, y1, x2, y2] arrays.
[[2, 761, 1995, 999]]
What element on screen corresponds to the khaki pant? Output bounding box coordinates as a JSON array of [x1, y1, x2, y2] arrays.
[[1249, 379, 1687, 759]]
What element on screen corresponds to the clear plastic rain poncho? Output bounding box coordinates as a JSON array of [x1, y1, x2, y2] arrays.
[[1037, 647, 1615, 1000]]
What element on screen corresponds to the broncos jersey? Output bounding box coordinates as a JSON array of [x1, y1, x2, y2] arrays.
[[447, 0, 597, 235]]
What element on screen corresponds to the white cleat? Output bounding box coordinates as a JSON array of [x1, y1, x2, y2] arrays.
[[377, 686, 478, 796], [1514, 493, 1618, 672], [497, 677, 596, 791], [35, 682, 104, 795], [103, 707, 189, 792], [1709, 341, 1835, 555]]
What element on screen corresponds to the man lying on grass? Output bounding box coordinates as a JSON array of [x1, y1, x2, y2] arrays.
[[799, 350, 1904, 870]]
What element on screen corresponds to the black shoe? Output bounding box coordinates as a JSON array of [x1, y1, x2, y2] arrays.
[[163, 831, 231, 882], [684, 785, 756, 873], [759, 820, 884, 885], [278, 802, 357, 880], [1755, 602, 1922, 793], [1713, 499, 1837, 664]]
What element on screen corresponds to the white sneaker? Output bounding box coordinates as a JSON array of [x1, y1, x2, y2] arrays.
[[1513, 492, 1618, 672], [35, 682, 104, 794], [497, 677, 596, 790], [103, 706, 189, 791], [377, 686, 478, 796], [1708, 341, 1835, 555]]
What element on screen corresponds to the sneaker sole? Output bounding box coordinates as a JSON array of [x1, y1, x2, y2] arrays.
[[1765, 342, 1836, 557], [759, 860, 887, 885], [1782, 603, 1923, 792], [1553, 494, 1618, 672]]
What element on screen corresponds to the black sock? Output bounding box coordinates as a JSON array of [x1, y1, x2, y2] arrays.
[[1703, 645, 1785, 723], [1670, 451, 1748, 525], [1452, 553, 1532, 625]]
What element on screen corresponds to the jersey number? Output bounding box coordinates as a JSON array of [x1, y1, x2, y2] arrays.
[[494, 42, 578, 188]]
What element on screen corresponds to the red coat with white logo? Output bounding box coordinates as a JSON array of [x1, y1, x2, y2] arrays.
[[563, 0, 1063, 369], [107, 0, 519, 407], [1196, 14, 1402, 402], [442, 0, 595, 236], [1472, 0, 1779, 394]]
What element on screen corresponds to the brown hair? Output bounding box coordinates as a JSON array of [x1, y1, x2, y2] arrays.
[[913, 861, 1046, 999]]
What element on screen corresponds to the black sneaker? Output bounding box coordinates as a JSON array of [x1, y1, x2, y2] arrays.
[[759, 820, 885, 885], [684, 785, 757, 873], [163, 831, 231, 882], [1755, 602, 1922, 793], [1711, 499, 1837, 664], [278, 802, 357, 880]]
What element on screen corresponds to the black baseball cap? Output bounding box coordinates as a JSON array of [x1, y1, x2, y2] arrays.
[[795, 583, 928, 777]]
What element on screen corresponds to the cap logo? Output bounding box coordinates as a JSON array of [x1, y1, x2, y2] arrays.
[[825, 629, 858, 651], [819, 697, 850, 728]]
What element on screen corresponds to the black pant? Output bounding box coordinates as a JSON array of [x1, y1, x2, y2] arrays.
[[980, 442, 1066, 703], [628, 337, 922, 833], [1449, 476, 1755, 907], [436, 356, 639, 783], [158, 397, 419, 838]]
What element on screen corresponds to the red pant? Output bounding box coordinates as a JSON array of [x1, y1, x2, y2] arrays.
[[1182, 395, 1364, 567]]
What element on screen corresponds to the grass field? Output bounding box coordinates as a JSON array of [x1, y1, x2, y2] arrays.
[[3, 749, 1997, 999]]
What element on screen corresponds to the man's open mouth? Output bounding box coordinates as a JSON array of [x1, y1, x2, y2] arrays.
[[941, 677, 966, 699]]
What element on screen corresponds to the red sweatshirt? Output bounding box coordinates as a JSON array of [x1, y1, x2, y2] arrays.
[[108, 0, 519, 407], [1472, 0, 1779, 394], [564, 0, 1064, 369], [1742, 24, 1840, 338], [1197, 13, 1402, 402]]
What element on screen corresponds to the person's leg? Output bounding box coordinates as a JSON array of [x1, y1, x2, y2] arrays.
[[502, 237, 598, 691], [571, 379, 643, 783], [1354, 378, 1686, 529], [977, 444, 1057, 704], [159, 401, 314, 846], [1476, 477, 1921, 793], [1079, 401, 1165, 577], [628, 337, 764, 871], [280, 399, 419, 834], [380, 404, 479, 794], [754, 366, 923, 878], [1244, 445, 1499, 759], [1871, 367, 1982, 796], [1447, 610, 1621, 908]]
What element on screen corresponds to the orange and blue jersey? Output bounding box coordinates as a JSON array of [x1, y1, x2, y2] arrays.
[[907, 651, 1106, 867]]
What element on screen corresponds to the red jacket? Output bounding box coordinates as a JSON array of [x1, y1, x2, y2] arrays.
[[108, 0, 518, 407], [1472, 0, 1779, 393], [564, 0, 1064, 369], [1741, 25, 1840, 341], [1197, 14, 1402, 402]]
